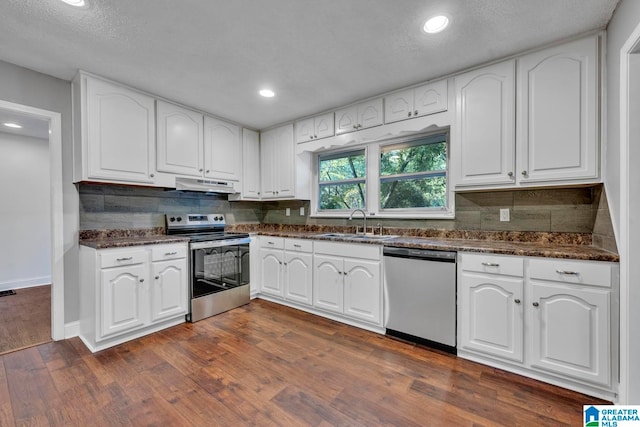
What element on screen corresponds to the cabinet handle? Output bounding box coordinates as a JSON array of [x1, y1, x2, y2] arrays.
[[521, 170, 528, 176], [155, 276, 159, 280], [116, 257, 133, 261], [414, 110, 418, 116], [267, 241, 275, 245], [514, 299, 521, 304], [532, 302, 539, 307], [139, 278, 144, 283], [293, 244, 301, 248], [556, 270, 579, 275], [507, 171, 514, 177], [481, 262, 500, 267], [164, 251, 178, 256]]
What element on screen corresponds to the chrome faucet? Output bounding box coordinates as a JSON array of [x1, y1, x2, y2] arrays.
[[349, 208, 367, 234]]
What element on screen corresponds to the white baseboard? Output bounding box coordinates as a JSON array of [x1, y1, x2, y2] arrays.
[[0, 276, 51, 292], [64, 321, 80, 339]]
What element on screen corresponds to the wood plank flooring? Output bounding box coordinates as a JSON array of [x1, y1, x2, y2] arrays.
[[0, 299, 608, 426], [0, 285, 51, 355]]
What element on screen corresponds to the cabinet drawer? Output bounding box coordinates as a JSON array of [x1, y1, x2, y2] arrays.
[[285, 238, 313, 252], [459, 252, 524, 277], [314, 241, 381, 260], [100, 250, 147, 269], [528, 258, 612, 288], [151, 245, 187, 261], [260, 236, 284, 249]]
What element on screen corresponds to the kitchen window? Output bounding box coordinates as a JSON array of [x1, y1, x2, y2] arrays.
[[312, 129, 452, 218], [317, 149, 366, 211]]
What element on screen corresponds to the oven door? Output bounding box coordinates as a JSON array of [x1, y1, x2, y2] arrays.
[[191, 245, 242, 298]]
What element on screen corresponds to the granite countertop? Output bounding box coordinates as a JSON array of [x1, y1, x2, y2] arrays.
[[79, 227, 190, 249], [232, 225, 619, 263]]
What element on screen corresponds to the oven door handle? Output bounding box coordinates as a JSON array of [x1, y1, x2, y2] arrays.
[[190, 237, 251, 250]]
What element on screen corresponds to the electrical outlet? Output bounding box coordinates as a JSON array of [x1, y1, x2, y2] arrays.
[[500, 208, 510, 222], [299, 207, 305, 216], [285, 208, 290, 217]]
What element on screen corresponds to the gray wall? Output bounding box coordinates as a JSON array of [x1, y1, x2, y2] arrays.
[[0, 60, 78, 323]]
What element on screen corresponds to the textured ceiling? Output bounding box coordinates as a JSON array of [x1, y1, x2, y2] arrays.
[[0, 0, 619, 130]]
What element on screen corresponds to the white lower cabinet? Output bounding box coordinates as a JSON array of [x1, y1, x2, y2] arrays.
[[80, 243, 188, 352], [458, 252, 618, 399], [313, 241, 382, 326], [259, 237, 313, 305]]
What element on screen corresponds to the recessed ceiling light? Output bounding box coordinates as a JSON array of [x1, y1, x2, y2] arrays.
[[60, 0, 87, 7], [423, 15, 449, 34], [259, 89, 275, 98], [3, 123, 22, 129]]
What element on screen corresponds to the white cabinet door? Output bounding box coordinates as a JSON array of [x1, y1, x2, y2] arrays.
[[260, 248, 284, 297], [242, 129, 261, 199], [334, 106, 358, 135], [156, 101, 203, 176], [517, 36, 599, 183], [384, 88, 414, 123], [343, 259, 381, 324], [275, 124, 295, 197], [295, 118, 315, 143], [314, 112, 335, 139], [284, 251, 313, 305], [260, 128, 277, 198], [458, 272, 524, 362], [204, 116, 241, 181], [454, 60, 516, 187], [150, 259, 188, 322], [86, 78, 156, 183], [100, 264, 147, 339], [313, 254, 344, 314], [529, 282, 610, 386]]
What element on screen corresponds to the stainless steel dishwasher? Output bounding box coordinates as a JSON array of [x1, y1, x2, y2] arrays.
[[384, 247, 457, 353]]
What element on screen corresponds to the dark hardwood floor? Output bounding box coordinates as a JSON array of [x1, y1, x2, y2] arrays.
[[0, 285, 51, 355], [0, 299, 608, 426]]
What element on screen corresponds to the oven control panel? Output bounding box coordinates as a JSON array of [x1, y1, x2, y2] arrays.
[[166, 213, 225, 229]]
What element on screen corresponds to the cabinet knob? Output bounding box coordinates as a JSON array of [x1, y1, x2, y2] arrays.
[[139, 278, 144, 283], [521, 170, 528, 176], [309, 136, 313, 140], [199, 168, 204, 172], [283, 262, 288, 266], [414, 110, 418, 116], [353, 124, 358, 129], [532, 302, 539, 307], [507, 171, 513, 177], [357, 124, 362, 128], [155, 276, 159, 280], [314, 135, 318, 138], [206, 170, 210, 173], [150, 173, 155, 178], [407, 112, 412, 117], [514, 298, 521, 304]]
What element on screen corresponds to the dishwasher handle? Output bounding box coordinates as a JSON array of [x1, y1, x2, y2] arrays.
[[383, 247, 456, 262]]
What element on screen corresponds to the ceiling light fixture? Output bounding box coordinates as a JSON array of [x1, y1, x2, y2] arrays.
[[423, 15, 449, 34], [3, 123, 22, 129], [60, 0, 87, 7], [259, 89, 275, 98]]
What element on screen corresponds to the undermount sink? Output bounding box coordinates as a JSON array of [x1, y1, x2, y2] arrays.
[[318, 233, 398, 241]]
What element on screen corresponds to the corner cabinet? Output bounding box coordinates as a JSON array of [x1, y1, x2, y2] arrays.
[[73, 73, 156, 185], [457, 252, 618, 400], [453, 34, 601, 190], [79, 243, 188, 353]]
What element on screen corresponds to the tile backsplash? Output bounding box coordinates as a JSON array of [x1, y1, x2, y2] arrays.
[[79, 182, 618, 253]]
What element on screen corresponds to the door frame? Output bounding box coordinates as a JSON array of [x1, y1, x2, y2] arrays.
[[618, 20, 640, 405], [0, 100, 64, 341]]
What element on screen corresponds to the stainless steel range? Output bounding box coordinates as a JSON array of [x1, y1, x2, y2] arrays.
[[166, 214, 251, 322]]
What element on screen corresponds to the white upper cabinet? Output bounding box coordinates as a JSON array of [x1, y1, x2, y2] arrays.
[[204, 116, 241, 181], [454, 34, 600, 190], [454, 60, 516, 187], [260, 124, 295, 199], [241, 128, 261, 199], [517, 36, 599, 183], [335, 98, 384, 135], [385, 80, 448, 124], [156, 101, 203, 177], [74, 74, 156, 184], [295, 112, 335, 143]]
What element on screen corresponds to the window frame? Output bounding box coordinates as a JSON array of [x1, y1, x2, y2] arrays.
[[311, 129, 454, 219], [316, 147, 368, 214]]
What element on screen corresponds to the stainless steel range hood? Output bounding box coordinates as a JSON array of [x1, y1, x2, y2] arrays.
[[174, 177, 238, 194]]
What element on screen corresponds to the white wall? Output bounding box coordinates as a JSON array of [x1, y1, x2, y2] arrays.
[[0, 132, 51, 290], [0, 60, 78, 323], [605, 0, 640, 404]]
